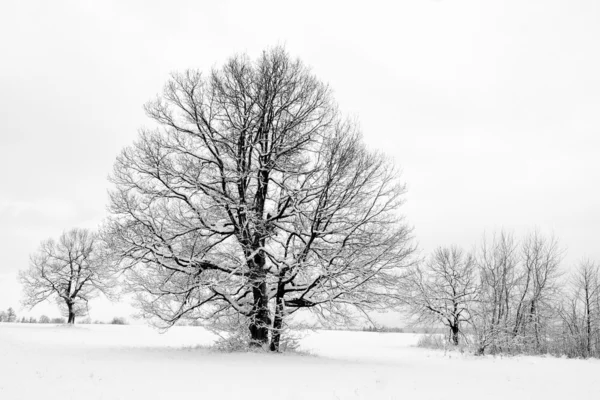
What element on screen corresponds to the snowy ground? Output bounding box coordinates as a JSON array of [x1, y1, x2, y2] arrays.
[[0, 323, 598, 399]]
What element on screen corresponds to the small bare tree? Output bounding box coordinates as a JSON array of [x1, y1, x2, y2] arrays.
[[19, 228, 114, 324], [105, 47, 415, 350], [403, 246, 478, 345], [6, 307, 17, 323]]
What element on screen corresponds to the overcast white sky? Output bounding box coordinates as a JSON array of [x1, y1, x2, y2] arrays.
[[1, 0, 599, 321]]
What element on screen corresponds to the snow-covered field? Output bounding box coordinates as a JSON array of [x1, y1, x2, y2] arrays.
[[0, 323, 598, 399]]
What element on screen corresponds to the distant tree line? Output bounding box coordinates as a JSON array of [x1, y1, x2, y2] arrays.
[[0, 309, 127, 325], [0, 308, 65, 324], [402, 230, 600, 358]]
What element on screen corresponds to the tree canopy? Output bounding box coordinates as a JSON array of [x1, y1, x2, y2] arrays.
[[105, 47, 415, 350]]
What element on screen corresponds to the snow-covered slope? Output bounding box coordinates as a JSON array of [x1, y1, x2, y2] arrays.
[[0, 323, 598, 399]]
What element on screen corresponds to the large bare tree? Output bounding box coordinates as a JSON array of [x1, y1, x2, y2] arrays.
[[19, 228, 113, 324], [105, 47, 415, 350]]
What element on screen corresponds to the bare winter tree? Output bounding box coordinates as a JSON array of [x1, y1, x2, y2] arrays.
[[6, 307, 17, 323], [558, 261, 600, 357], [19, 228, 114, 324], [403, 246, 478, 345], [470, 231, 520, 354], [511, 231, 562, 352], [105, 47, 415, 350], [471, 231, 562, 354]]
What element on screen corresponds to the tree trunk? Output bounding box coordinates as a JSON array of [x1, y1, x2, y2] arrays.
[[249, 290, 269, 346], [249, 281, 270, 347], [67, 301, 75, 324], [270, 281, 286, 352], [529, 300, 540, 351], [245, 243, 271, 348], [585, 287, 591, 357], [450, 325, 459, 345]]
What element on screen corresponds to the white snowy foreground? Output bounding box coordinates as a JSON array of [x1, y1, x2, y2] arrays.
[[0, 324, 598, 400]]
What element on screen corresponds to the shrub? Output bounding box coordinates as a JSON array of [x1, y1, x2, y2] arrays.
[[51, 317, 66, 324], [214, 329, 253, 352], [417, 333, 473, 354], [417, 334, 447, 350], [110, 317, 127, 325]]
